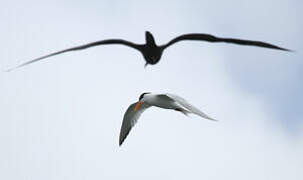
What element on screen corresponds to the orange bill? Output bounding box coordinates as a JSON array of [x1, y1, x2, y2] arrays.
[[134, 101, 142, 112]]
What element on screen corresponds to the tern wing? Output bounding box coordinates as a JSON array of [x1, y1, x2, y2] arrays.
[[119, 102, 151, 146], [161, 33, 291, 51], [164, 94, 217, 121], [8, 39, 144, 71]]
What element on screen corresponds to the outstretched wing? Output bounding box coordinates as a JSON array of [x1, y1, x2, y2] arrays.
[[119, 102, 150, 146], [164, 93, 217, 121], [161, 33, 291, 51], [8, 39, 144, 71]]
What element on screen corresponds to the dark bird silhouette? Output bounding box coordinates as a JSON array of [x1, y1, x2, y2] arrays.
[[8, 31, 291, 71]]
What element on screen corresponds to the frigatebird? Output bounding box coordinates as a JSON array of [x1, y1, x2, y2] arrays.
[[8, 31, 290, 71]]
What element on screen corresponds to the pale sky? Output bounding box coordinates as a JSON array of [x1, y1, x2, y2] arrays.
[[0, 0, 302, 179]]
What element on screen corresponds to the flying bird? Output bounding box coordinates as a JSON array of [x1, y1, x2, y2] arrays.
[[119, 92, 217, 146], [8, 31, 290, 71]]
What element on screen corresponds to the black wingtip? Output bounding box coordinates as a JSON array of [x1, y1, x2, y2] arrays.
[[5, 61, 33, 72], [267, 43, 293, 52], [211, 118, 219, 122], [119, 139, 124, 147], [119, 135, 126, 147], [287, 49, 296, 53], [279, 47, 294, 52]]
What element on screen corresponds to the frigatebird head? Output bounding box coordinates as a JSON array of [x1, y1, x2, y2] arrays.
[[145, 31, 156, 45]]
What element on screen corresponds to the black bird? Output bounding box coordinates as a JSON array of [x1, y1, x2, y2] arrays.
[[8, 31, 290, 70]]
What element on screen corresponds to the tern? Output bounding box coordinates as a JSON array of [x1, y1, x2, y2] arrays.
[[119, 92, 217, 146], [8, 31, 290, 71]]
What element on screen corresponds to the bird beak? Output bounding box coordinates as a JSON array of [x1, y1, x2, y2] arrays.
[[144, 63, 148, 68], [134, 101, 142, 112]]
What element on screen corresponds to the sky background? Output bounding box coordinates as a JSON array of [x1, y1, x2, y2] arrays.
[[0, 0, 302, 179]]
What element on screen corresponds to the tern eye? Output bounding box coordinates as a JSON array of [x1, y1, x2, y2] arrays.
[[139, 94, 144, 101]]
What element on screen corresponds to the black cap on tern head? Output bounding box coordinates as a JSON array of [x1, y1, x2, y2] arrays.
[[139, 92, 151, 101]]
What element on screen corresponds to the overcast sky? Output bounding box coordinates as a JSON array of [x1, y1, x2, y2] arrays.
[[0, 0, 302, 179]]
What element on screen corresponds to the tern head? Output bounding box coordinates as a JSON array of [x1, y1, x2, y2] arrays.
[[139, 92, 151, 101], [135, 92, 151, 112]]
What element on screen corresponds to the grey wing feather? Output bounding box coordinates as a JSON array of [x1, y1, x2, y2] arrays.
[[165, 94, 217, 121], [119, 102, 150, 146]]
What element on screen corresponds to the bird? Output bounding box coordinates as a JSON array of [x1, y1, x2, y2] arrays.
[[8, 31, 291, 71], [119, 92, 217, 146]]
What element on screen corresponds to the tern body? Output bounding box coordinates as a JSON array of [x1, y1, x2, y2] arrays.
[[119, 93, 217, 146], [9, 31, 290, 71]]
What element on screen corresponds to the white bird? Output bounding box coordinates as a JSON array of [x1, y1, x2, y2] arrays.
[[119, 92, 217, 146]]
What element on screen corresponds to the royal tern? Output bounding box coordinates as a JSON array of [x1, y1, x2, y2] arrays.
[[119, 92, 217, 146], [8, 31, 290, 71]]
